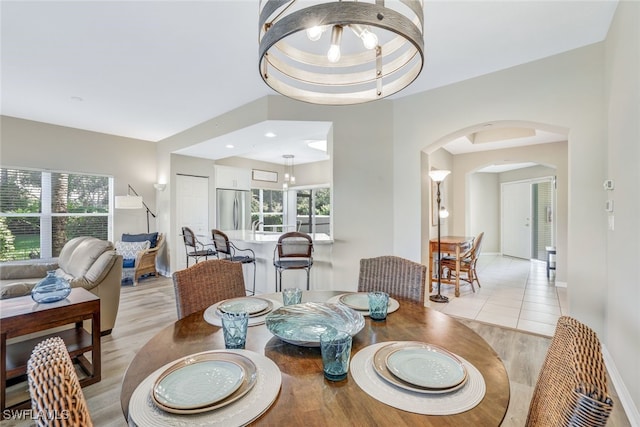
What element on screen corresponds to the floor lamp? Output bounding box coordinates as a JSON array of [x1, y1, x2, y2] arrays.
[[429, 170, 451, 303], [114, 184, 157, 233]]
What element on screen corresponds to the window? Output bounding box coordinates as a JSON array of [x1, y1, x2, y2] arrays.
[[251, 186, 331, 235], [295, 187, 331, 235], [251, 189, 284, 232], [0, 168, 112, 261]]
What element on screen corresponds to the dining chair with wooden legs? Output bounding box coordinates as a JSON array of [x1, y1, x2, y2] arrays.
[[357, 255, 427, 305], [526, 316, 613, 427], [172, 259, 246, 319], [441, 231, 484, 292], [27, 336, 94, 427]]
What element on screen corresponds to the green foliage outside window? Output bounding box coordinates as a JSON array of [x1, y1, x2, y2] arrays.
[[0, 168, 111, 261]]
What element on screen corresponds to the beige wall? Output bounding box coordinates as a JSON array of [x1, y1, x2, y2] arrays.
[[2, 3, 638, 415], [395, 44, 602, 327], [604, 0, 640, 416], [469, 172, 500, 253], [451, 143, 567, 279], [216, 157, 331, 190], [158, 96, 394, 285], [0, 116, 157, 242]]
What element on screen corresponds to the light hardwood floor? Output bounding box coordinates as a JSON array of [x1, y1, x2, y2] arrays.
[[2, 276, 630, 426]]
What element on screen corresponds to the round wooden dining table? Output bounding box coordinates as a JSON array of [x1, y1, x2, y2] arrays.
[[120, 291, 510, 426]]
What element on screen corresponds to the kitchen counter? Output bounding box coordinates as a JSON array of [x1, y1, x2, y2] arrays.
[[218, 230, 333, 294], [221, 229, 333, 244]]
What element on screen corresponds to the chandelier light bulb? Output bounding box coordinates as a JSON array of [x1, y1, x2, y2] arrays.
[[327, 25, 343, 63], [361, 28, 378, 49], [351, 24, 378, 50], [306, 25, 323, 41], [327, 45, 341, 62]]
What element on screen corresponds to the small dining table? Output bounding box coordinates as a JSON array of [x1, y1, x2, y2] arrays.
[[120, 291, 509, 426], [429, 236, 475, 297]]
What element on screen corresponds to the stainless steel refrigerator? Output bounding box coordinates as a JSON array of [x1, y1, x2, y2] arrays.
[[216, 189, 252, 230]]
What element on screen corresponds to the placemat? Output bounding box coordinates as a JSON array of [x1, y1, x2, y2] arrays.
[[128, 349, 281, 426], [350, 342, 486, 415], [204, 298, 282, 327], [327, 293, 400, 316]]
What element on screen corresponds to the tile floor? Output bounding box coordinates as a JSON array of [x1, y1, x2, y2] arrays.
[[427, 254, 567, 336]]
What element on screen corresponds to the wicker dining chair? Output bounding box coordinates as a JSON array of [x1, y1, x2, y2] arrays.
[[172, 259, 246, 319], [358, 256, 427, 305], [27, 336, 93, 427], [526, 316, 613, 427], [441, 231, 484, 292]]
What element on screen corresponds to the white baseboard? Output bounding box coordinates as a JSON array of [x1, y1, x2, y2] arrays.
[[554, 281, 567, 288], [602, 344, 640, 425]]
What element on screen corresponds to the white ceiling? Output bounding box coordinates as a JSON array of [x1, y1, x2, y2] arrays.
[[1, 1, 618, 165]]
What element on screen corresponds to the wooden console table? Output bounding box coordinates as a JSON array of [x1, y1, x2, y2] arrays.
[[1, 287, 101, 415]]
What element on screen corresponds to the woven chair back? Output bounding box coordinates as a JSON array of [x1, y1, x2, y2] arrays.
[[27, 336, 93, 427], [181, 226, 197, 248], [211, 229, 232, 256], [276, 232, 313, 258], [358, 256, 427, 305], [172, 259, 246, 319], [526, 316, 613, 426]]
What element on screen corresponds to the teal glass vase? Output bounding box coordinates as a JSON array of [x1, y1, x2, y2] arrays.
[[31, 270, 71, 303]]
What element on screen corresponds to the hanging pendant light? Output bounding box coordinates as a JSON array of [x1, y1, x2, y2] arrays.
[[283, 154, 295, 189], [259, 0, 425, 105]]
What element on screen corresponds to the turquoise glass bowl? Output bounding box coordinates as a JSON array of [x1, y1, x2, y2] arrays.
[[265, 302, 365, 347]]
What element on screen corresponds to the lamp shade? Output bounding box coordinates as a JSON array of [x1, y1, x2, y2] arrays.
[[115, 195, 143, 209], [429, 170, 451, 182]]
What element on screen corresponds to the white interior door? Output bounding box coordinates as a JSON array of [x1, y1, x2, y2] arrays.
[[501, 181, 532, 259], [176, 175, 209, 271]]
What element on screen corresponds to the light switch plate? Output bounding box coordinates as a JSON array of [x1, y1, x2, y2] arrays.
[[605, 200, 614, 212], [603, 179, 615, 190]]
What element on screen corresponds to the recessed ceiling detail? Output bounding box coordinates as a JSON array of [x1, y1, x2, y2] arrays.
[[468, 127, 536, 144]]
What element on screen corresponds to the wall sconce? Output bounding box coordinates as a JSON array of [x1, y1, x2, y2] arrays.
[[154, 183, 167, 191]]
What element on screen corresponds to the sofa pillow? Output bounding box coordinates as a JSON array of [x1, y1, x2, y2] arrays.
[[84, 250, 119, 287], [115, 240, 151, 262], [122, 232, 159, 248], [0, 282, 36, 299]]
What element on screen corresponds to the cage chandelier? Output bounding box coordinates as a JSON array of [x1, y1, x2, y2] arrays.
[[258, 0, 424, 105]]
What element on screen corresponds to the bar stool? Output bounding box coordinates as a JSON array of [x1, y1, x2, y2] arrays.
[[211, 229, 257, 295], [181, 226, 215, 267], [273, 232, 313, 291]]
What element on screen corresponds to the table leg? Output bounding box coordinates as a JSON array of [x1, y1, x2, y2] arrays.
[[1, 332, 6, 416], [429, 242, 434, 293], [455, 245, 461, 297]]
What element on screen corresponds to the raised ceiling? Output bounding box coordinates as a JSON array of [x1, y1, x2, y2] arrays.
[[1, 1, 618, 161]]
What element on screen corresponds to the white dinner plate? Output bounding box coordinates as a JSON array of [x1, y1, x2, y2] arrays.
[[153, 360, 244, 409], [151, 352, 257, 414], [330, 293, 400, 317], [373, 342, 467, 394], [218, 297, 272, 316]]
